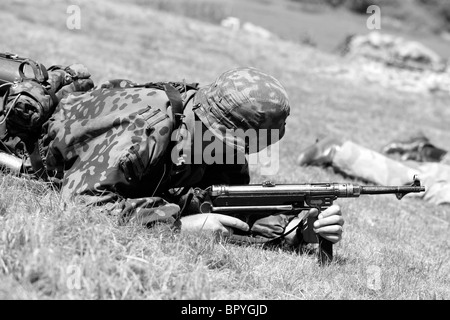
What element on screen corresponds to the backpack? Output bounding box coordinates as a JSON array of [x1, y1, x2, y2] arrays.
[[0, 52, 94, 177], [0, 53, 50, 153], [44, 78, 199, 198], [0, 52, 28, 95]]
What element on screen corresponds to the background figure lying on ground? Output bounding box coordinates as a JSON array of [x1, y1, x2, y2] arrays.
[[297, 132, 450, 206]]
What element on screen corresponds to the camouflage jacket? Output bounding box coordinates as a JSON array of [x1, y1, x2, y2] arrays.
[[44, 79, 249, 227]]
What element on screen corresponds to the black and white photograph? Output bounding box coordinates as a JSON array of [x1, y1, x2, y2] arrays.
[[0, 0, 448, 305]]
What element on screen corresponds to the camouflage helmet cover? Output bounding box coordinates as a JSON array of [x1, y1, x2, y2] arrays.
[[193, 67, 290, 154]]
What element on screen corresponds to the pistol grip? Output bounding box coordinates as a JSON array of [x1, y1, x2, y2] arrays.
[[302, 205, 334, 265]]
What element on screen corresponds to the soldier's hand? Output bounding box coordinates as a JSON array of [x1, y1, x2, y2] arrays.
[[180, 214, 250, 237], [310, 205, 344, 244]]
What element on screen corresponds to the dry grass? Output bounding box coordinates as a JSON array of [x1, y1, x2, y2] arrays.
[[0, 0, 449, 300]]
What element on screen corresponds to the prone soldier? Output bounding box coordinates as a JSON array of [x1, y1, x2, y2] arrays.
[[1, 66, 345, 251]]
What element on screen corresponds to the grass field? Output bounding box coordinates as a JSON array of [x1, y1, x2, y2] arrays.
[[0, 0, 449, 300]]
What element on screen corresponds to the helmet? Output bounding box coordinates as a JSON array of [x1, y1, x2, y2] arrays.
[[193, 67, 290, 154]]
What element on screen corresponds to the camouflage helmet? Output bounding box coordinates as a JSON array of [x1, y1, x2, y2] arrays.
[[193, 67, 290, 154]]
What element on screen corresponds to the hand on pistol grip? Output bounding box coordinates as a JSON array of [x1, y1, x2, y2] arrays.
[[301, 209, 321, 244], [302, 205, 344, 244]]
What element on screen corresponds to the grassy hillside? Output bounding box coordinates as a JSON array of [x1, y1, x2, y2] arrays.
[[0, 0, 449, 300]]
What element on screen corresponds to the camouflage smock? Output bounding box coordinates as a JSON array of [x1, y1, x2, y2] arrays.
[[44, 79, 249, 227]]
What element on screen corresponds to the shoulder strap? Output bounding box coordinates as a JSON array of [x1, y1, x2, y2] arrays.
[[142, 81, 199, 129], [162, 83, 184, 129]]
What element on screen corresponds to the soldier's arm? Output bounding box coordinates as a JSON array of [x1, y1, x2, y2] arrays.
[[116, 196, 181, 227], [173, 161, 250, 218], [71, 189, 183, 229], [151, 162, 252, 233]]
